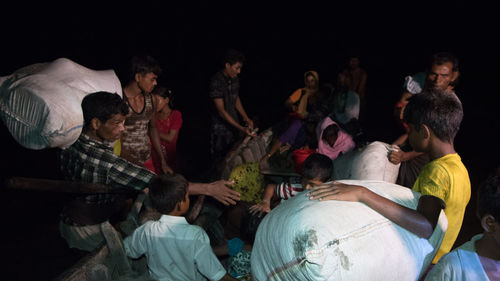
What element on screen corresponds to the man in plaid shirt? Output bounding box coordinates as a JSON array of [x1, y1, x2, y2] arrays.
[[59, 91, 240, 252]]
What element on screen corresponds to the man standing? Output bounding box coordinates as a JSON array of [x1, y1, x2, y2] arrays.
[[342, 54, 367, 121], [209, 49, 255, 166], [390, 52, 460, 188], [120, 55, 172, 174]]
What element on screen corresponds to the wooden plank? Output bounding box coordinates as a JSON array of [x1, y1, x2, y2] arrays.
[[6, 177, 126, 194]]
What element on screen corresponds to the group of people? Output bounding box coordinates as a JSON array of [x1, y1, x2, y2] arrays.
[[56, 49, 500, 281], [258, 55, 366, 177]]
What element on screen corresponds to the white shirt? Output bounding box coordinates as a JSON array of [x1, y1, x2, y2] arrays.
[[425, 234, 495, 281], [124, 215, 226, 281]]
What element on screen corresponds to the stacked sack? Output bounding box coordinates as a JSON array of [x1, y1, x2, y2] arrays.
[[0, 58, 122, 149]]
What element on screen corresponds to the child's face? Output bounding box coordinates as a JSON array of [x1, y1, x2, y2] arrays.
[[304, 178, 324, 189], [156, 95, 170, 111]]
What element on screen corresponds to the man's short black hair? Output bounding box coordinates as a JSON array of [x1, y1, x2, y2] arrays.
[[81, 91, 129, 127], [224, 48, 245, 66], [149, 173, 189, 214], [429, 52, 459, 72], [476, 168, 500, 223], [128, 55, 162, 81], [403, 88, 463, 143], [302, 153, 333, 183]]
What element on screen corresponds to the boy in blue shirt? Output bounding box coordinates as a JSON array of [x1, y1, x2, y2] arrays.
[[124, 174, 237, 281]]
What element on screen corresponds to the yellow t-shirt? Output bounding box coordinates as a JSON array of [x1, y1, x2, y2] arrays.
[[412, 153, 471, 264]]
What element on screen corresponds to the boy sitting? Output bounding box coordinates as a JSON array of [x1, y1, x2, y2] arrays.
[[124, 174, 237, 281], [308, 88, 471, 265], [425, 168, 500, 281], [250, 153, 333, 216]]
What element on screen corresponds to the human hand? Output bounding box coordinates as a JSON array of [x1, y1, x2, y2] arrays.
[[207, 180, 241, 206], [279, 143, 291, 154], [388, 145, 404, 164], [306, 182, 366, 202], [259, 155, 270, 170], [245, 127, 257, 137], [245, 119, 255, 130], [160, 159, 174, 174], [248, 201, 271, 217]]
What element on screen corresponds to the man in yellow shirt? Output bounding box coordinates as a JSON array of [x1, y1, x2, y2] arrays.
[[308, 88, 470, 265]]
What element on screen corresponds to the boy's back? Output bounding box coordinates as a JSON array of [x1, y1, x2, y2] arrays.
[[413, 153, 471, 263], [124, 214, 226, 281], [123, 174, 229, 281]]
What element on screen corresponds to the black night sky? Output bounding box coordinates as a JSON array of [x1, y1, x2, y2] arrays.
[[1, 1, 499, 280]]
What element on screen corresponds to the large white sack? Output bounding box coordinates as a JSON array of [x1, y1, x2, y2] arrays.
[[251, 180, 447, 281], [333, 141, 400, 183], [0, 58, 122, 149]]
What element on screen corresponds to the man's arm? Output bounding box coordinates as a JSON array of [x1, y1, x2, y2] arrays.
[[188, 180, 241, 206], [307, 182, 443, 238], [149, 118, 173, 174], [389, 148, 425, 165], [284, 97, 297, 112], [159, 129, 178, 143], [235, 96, 254, 129], [213, 98, 253, 136]]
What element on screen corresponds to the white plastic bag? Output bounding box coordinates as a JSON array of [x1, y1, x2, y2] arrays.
[[0, 58, 122, 149], [251, 180, 447, 281], [333, 141, 400, 183]]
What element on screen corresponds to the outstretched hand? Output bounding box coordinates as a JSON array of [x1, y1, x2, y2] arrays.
[[307, 182, 366, 202], [207, 180, 241, 206], [248, 201, 271, 217]]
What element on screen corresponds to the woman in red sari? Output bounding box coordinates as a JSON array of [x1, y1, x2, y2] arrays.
[[144, 86, 183, 174]]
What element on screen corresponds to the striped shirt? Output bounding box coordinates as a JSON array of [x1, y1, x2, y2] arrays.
[[276, 182, 305, 200], [60, 133, 155, 205]]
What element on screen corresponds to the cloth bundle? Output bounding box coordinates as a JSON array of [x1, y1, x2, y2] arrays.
[[0, 58, 122, 149], [251, 180, 447, 281]]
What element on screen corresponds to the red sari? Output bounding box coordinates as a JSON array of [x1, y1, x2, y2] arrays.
[[145, 110, 182, 174]]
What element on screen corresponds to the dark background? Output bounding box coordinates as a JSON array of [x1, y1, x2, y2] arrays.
[[1, 1, 499, 280]]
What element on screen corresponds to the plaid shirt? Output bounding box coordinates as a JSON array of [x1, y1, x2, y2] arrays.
[[60, 134, 155, 205]]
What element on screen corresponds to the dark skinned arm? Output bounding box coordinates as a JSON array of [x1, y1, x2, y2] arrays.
[[308, 183, 444, 238], [149, 118, 173, 174], [213, 98, 253, 136]]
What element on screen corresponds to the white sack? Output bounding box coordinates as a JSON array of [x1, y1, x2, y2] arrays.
[[251, 180, 447, 281], [333, 141, 400, 183], [0, 58, 122, 149]]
